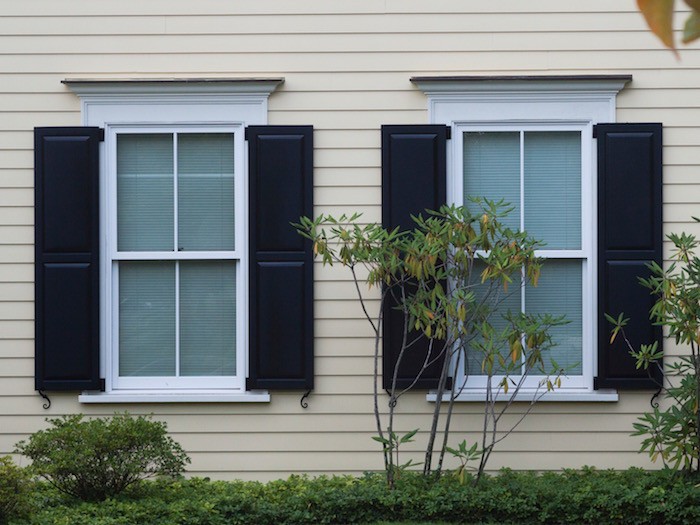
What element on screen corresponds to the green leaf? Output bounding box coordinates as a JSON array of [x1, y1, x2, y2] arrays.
[[683, 10, 700, 43], [400, 429, 419, 444]]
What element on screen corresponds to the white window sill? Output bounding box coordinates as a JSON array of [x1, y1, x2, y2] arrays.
[[79, 390, 270, 404], [426, 389, 619, 403]]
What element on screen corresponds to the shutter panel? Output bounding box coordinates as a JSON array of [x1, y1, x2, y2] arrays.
[[35, 127, 102, 391], [595, 123, 663, 390], [247, 126, 314, 390], [381, 125, 448, 390]]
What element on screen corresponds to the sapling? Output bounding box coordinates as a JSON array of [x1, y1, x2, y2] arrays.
[[298, 200, 564, 486]]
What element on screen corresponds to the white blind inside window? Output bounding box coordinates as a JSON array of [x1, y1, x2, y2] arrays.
[[464, 262, 522, 377], [179, 261, 236, 376], [526, 260, 583, 374], [463, 132, 520, 231], [462, 129, 584, 380], [117, 134, 174, 251], [524, 132, 581, 249], [177, 134, 235, 251], [119, 262, 176, 376]]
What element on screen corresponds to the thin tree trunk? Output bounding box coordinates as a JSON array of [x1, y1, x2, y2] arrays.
[[423, 339, 450, 474], [436, 344, 463, 474]]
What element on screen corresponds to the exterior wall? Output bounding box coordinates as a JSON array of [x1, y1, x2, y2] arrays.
[[0, 0, 698, 479]]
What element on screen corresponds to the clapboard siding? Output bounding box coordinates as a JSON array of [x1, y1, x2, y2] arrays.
[[0, 0, 697, 479]]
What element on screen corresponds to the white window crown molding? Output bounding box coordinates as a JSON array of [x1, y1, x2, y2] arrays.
[[411, 75, 631, 95], [63, 77, 284, 96]]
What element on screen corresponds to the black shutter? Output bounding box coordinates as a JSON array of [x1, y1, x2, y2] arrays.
[[381, 125, 448, 389], [35, 127, 102, 391], [247, 126, 314, 390], [595, 123, 663, 390]]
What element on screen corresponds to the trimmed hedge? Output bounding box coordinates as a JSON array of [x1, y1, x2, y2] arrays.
[[9, 468, 700, 525]]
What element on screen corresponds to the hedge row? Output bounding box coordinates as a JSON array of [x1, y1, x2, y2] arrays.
[[9, 468, 700, 525]]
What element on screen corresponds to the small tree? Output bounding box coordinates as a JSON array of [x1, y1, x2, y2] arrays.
[[609, 227, 700, 472], [298, 201, 565, 487]]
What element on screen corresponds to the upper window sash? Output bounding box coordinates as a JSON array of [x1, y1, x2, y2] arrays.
[[105, 125, 246, 261], [452, 123, 592, 259]]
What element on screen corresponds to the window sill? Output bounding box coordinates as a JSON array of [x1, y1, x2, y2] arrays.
[[78, 390, 270, 404], [426, 389, 619, 403]]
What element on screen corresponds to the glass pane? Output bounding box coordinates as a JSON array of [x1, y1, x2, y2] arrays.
[[464, 261, 522, 377], [180, 261, 236, 376], [526, 260, 582, 374], [178, 134, 235, 251], [463, 132, 520, 232], [524, 132, 581, 249], [119, 262, 176, 376], [117, 134, 174, 251]]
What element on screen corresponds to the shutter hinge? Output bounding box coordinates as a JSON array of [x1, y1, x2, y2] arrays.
[[445, 126, 452, 140], [244, 127, 249, 141], [592, 125, 598, 139], [99, 378, 106, 392], [38, 390, 51, 410], [245, 377, 252, 390], [98, 128, 105, 142], [593, 376, 600, 390]]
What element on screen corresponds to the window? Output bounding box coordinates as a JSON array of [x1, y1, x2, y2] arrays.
[[109, 129, 244, 391], [456, 125, 590, 390], [34, 80, 314, 402], [408, 76, 643, 399]]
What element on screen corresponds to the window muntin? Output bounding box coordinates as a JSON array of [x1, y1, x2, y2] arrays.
[[454, 124, 591, 390], [108, 127, 245, 391]]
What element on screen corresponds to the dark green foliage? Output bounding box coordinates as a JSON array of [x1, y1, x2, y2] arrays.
[[9, 469, 700, 525], [14, 413, 190, 502], [608, 228, 700, 471], [0, 456, 30, 524]]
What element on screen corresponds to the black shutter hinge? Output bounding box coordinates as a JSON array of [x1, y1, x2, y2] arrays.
[[300, 389, 311, 409], [244, 127, 249, 141], [245, 377, 252, 390], [98, 128, 105, 142], [38, 390, 51, 410], [99, 378, 106, 392], [592, 125, 598, 139], [445, 126, 452, 140], [593, 376, 600, 390]]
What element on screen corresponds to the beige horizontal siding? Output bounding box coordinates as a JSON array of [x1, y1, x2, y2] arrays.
[[1, 0, 698, 480]]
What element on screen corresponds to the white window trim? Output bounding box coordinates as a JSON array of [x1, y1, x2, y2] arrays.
[[108, 125, 244, 391], [412, 76, 630, 401], [65, 79, 282, 402], [455, 123, 590, 392]]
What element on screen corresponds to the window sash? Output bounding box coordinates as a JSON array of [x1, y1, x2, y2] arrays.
[[452, 123, 593, 390], [106, 125, 247, 391]]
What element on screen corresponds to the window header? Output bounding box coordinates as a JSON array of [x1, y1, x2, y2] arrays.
[[411, 75, 631, 95], [63, 77, 284, 96]]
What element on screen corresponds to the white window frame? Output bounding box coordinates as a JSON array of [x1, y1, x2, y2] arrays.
[[454, 122, 591, 392], [65, 79, 282, 402], [413, 76, 629, 400], [108, 125, 245, 391]]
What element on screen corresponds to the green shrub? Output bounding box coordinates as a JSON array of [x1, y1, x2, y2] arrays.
[[14, 413, 190, 502], [10, 469, 700, 525], [0, 456, 30, 523]]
